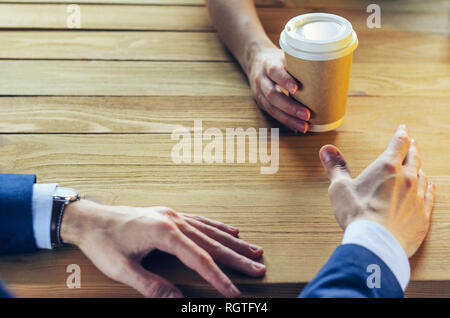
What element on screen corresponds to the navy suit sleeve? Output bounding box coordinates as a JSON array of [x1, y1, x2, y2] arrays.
[[0, 281, 13, 298], [299, 244, 404, 298], [0, 174, 38, 255]]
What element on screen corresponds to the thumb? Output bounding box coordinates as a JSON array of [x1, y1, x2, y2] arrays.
[[121, 262, 183, 298], [319, 145, 351, 182]]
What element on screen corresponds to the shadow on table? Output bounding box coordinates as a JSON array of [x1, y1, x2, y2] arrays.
[[142, 249, 304, 297]]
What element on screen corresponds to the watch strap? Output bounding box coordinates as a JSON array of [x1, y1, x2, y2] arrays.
[[50, 199, 66, 248]]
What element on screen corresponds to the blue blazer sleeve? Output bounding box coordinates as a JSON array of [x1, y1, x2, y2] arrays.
[[0, 174, 38, 255], [0, 281, 12, 298], [299, 244, 404, 298]]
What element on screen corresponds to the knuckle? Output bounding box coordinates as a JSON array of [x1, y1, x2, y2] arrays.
[[266, 64, 278, 78], [381, 160, 397, 173], [110, 258, 132, 280], [155, 206, 174, 214], [254, 76, 261, 87], [404, 173, 418, 188], [159, 207, 182, 220], [396, 131, 409, 144], [198, 251, 214, 265], [256, 93, 265, 106], [143, 282, 161, 298], [209, 240, 222, 253], [159, 218, 177, 232], [417, 156, 422, 167], [265, 87, 277, 102], [328, 178, 350, 196], [222, 279, 234, 292]]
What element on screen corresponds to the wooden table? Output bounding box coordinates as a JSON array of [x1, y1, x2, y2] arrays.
[[0, 0, 449, 298]]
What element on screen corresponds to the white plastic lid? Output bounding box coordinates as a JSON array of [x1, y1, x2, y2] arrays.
[[280, 13, 358, 61]]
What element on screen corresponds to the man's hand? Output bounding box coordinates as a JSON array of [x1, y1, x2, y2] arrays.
[[248, 46, 310, 133], [319, 124, 436, 257], [61, 201, 265, 298]]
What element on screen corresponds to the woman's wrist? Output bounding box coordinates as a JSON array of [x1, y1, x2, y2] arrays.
[[243, 38, 276, 75]]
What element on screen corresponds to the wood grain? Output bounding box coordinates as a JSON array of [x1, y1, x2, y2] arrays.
[[0, 96, 448, 134], [0, 31, 230, 61], [0, 30, 447, 64], [0, 0, 444, 12], [0, 4, 213, 31], [0, 127, 449, 286], [0, 60, 448, 96], [0, 0, 448, 298], [0, 4, 447, 35]]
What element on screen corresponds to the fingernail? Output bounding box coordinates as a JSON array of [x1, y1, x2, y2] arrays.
[[249, 244, 262, 252], [227, 225, 238, 232], [320, 146, 339, 163], [153, 286, 168, 298], [230, 284, 240, 297], [290, 83, 298, 94], [296, 122, 308, 134], [296, 109, 310, 121], [252, 262, 265, 270], [167, 290, 182, 298]]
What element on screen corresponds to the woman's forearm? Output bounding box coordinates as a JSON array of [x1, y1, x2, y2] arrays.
[[206, 0, 275, 75], [206, 0, 310, 133]]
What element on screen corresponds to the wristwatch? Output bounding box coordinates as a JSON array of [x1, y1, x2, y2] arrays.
[[51, 186, 80, 248]]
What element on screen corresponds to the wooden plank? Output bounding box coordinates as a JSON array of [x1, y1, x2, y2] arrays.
[[0, 4, 447, 35], [4, 280, 450, 298], [0, 30, 446, 64], [0, 4, 213, 31], [0, 60, 448, 96], [0, 60, 250, 96], [0, 0, 282, 7], [0, 0, 204, 4], [0, 132, 448, 285], [267, 31, 449, 64], [0, 0, 283, 7], [0, 0, 444, 13], [0, 96, 449, 134], [275, 0, 447, 13], [0, 31, 230, 61], [258, 8, 449, 36]]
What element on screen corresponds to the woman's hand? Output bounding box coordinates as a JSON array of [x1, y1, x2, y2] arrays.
[[248, 46, 310, 133], [319, 125, 436, 257], [61, 201, 265, 298]]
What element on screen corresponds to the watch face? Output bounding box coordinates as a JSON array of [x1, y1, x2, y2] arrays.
[[54, 187, 79, 201]]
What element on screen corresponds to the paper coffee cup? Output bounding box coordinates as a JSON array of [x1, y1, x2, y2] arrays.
[[279, 13, 358, 132]]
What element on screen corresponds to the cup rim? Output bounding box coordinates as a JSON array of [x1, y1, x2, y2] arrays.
[[280, 13, 358, 61]]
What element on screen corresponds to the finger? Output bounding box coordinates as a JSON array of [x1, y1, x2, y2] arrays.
[[161, 228, 240, 298], [404, 139, 421, 174], [183, 216, 263, 259], [257, 93, 309, 133], [179, 222, 266, 278], [260, 77, 310, 121], [181, 213, 239, 237], [424, 182, 436, 219], [122, 261, 183, 298], [319, 145, 351, 182], [417, 169, 428, 198], [265, 62, 298, 94], [383, 124, 411, 164]]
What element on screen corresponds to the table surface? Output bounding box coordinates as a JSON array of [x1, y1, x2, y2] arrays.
[[0, 0, 449, 298]]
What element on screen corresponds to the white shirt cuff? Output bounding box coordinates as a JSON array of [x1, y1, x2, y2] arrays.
[[32, 183, 58, 249], [342, 219, 410, 291]]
